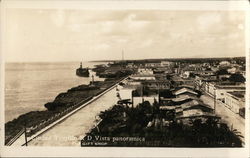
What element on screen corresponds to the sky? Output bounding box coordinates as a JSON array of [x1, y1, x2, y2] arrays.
[[4, 9, 246, 62]]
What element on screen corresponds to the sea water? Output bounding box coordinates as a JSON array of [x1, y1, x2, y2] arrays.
[[5, 62, 106, 123]]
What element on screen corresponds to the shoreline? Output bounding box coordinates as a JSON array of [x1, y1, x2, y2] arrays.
[[5, 77, 124, 145], [5, 64, 131, 145], [22, 76, 128, 146]]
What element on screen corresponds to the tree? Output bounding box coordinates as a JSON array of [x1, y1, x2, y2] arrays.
[[216, 69, 229, 75], [228, 73, 245, 83]]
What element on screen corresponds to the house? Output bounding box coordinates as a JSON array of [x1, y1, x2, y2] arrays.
[[173, 87, 198, 97], [219, 61, 231, 67], [176, 109, 220, 125], [153, 67, 172, 74], [117, 85, 138, 107], [205, 82, 245, 103], [182, 71, 190, 78], [118, 85, 137, 100], [126, 80, 142, 86], [171, 95, 198, 105], [130, 74, 156, 81], [137, 68, 154, 75], [196, 70, 215, 76], [179, 100, 213, 113], [194, 75, 217, 91], [174, 98, 215, 125], [161, 61, 174, 67], [142, 80, 171, 90], [132, 88, 159, 107], [172, 76, 194, 87], [225, 91, 245, 114], [126, 63, 138, 68], [227, 67, 238, 74], [145, 62, 161, 68]]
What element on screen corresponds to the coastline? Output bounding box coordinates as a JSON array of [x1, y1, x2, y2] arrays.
[[5, 63, 132, 145], [4, 61, 106, 123]]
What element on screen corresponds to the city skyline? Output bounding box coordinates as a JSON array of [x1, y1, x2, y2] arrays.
[[4, 9, 246, 62]]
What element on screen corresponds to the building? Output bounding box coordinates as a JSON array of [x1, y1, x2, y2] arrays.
[[205, 82, 245, 103], [219, 61, 231, 67], [225, 91, 245, 114], [173, 87, 198, 97], [142, 80, 171, 90], [171, 95, 198, 105], [118, 85, 137, 100], [176, 109, 220, 125], [153, 67, 172, 74], [161, 61, 174, 67], [172, 76, 194, 87], [137, 68, 154, 75], [132, 88, 159, 107], [194, 75, 217, 91], [145, 62, 161, 68], [174, 99, 218, 125], [130, 74, 156, 81]]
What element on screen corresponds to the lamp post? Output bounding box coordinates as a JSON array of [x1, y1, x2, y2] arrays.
[[91, 75, 94, 83], [213, 87, 216, 114], [141, 84, 144, 103], [24, 121, 28, 146]]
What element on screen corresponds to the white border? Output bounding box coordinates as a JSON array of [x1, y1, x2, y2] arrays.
[[0, 0, 249, 157]]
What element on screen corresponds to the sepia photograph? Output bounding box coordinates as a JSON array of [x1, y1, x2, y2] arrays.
[[0, 0, 249, 157]]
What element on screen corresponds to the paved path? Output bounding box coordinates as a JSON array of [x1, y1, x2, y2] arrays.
[[28, 87, 120, 146], [200, 94, 245, 140]]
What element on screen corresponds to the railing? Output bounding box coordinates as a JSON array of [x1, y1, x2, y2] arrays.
[[5, 76, 129, 146], [25, 96, 94, 137], [5, 128, 25, 146]]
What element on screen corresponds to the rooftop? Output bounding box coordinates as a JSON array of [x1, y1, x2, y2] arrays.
[[131, 74, 155, 77], [227, 91, 245, 99], [172, 95, 197, 102], [173, 88, 198, 96], [180, 100, 213, 111]]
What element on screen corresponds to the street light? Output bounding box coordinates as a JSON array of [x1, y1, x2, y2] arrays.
[[213, 87, 216, 114], [24, 121, 28, 146]]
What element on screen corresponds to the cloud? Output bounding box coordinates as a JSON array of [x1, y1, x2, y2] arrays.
[[5, 9, 246, 62], [50, 10, 65, 27], [94, 43, 110, 50], [197, 12, 222, 32]]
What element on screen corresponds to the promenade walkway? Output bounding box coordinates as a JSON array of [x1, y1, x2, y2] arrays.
[[10, 77, 127, 146], [28, 86, 120, 146]]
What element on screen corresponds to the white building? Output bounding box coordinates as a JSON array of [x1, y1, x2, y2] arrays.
[[225, 91, 245, 114], [205, 82, 245, 103], [130, 74, 156, 81], [161, 61, 174, 67], [219, 61, 231, 66], [118, 85, 137, 101], [137, 68, 154, 75], [145, 63, 161, 68]]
